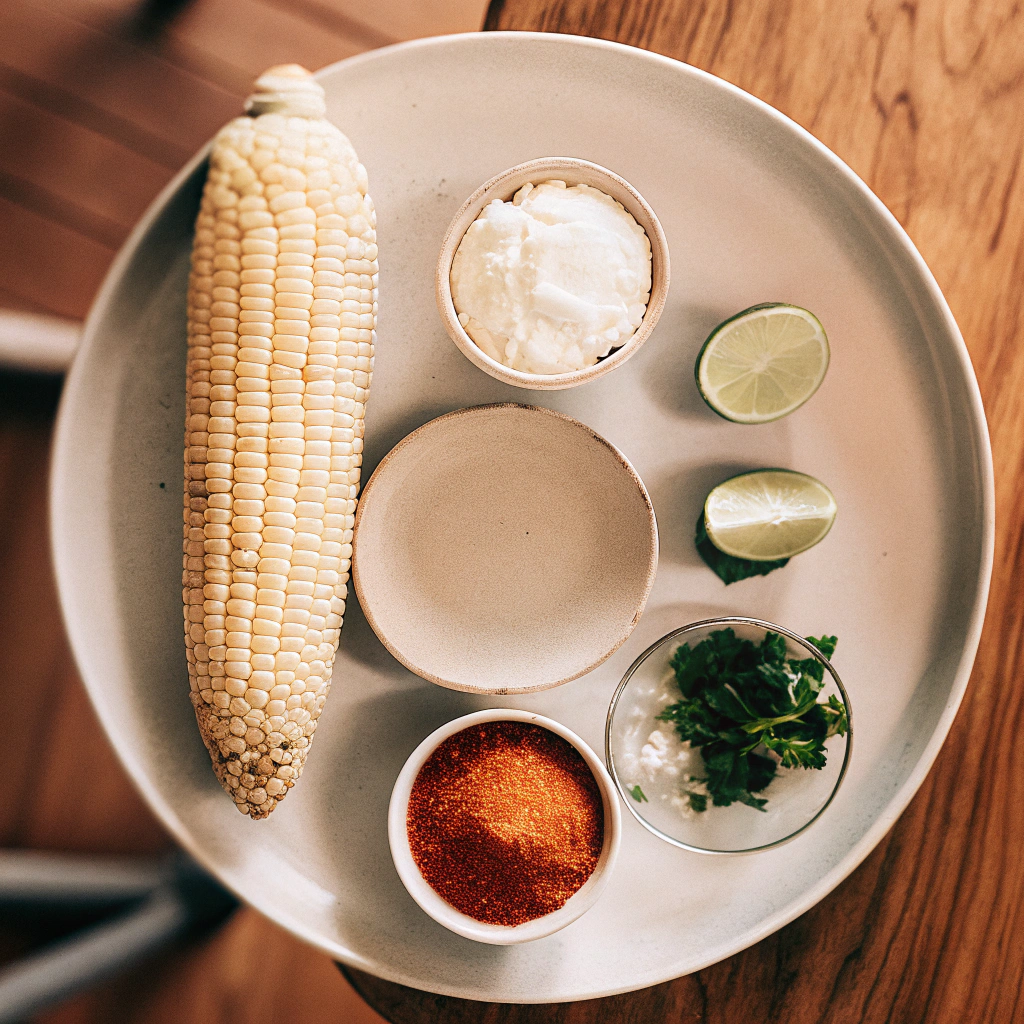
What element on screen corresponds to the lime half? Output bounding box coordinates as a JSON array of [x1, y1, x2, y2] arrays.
[[704, 469, 837, 561], [696, 304, 829, 423]]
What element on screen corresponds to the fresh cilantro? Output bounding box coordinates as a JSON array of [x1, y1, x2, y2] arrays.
[[686, 791, 708, 813], [695, 513, 788, 584], [629, 784, 649, 803], [657, 628, 846, 811]]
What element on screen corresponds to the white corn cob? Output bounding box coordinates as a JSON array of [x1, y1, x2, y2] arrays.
[[183, 65, 377, 818]]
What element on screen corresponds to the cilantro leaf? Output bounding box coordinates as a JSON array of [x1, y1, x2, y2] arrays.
[[806, 635, 838, 659], [695, 513, 788, 584], [661, 629, 842, 811], [822, 693, 849, 738], [628, 784, 649, 803], [788, 636, 837, 683]]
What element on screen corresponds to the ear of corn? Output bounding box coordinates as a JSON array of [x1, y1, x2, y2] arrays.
[[183, 65, 377, 818]]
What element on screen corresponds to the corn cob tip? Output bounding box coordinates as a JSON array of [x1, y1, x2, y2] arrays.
[[262, 63, 313, 79], [245, 63, 325, 120], [193, 702, 290, 819]]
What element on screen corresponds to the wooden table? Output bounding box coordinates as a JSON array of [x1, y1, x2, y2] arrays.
[[346, 0, 1024, 1020], [1, 0, 1022, 1021]]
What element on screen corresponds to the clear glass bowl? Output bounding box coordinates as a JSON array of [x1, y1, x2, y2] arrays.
[[605, 617, 853, 854]]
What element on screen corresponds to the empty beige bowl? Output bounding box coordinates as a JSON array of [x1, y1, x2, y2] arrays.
[[352, 404, 659, 693], [436, 157, 671, 390]]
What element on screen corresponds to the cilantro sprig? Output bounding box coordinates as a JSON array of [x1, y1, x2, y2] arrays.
[[657, 629, 846, 812], [695, 513, 788, 584]]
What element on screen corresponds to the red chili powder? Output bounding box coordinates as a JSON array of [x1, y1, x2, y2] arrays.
[[406, 721, 605, 927]]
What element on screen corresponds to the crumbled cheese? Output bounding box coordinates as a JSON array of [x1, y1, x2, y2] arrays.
[[638, 723, 689, 780], [450, 180, 652, 374]]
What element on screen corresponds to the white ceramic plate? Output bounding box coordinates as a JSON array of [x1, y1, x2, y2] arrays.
[[51, 33, 993, 1003]]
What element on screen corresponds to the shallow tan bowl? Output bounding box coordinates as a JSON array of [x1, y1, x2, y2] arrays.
[[435, 157, 671, 390], [352, 404, 659, 693]]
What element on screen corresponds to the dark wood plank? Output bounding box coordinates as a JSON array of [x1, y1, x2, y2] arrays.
[[351, 0, 1024, 1021], [0, 197, 114, 320], [0, 2, 239, 169], [277, 0, 487, 42], [57, 0, 369, 93], [0, 86, 171, 247]]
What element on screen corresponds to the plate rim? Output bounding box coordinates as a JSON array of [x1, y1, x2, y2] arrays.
[[49, 30, 995, 1002]]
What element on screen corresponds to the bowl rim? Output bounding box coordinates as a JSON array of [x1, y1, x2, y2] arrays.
[[605, 615, 854, 855], [388, 708, 623, 944], [435, 156, 671, 391], [351, 402, 660, 693]]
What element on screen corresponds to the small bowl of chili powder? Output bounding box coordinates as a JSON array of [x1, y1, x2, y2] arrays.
[[389, 709, 621, 944]]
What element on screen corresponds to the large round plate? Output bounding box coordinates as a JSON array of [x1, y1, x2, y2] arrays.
[[51, 33, 993, 1003]]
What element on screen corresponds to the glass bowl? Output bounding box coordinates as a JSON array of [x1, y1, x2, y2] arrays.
[[605, 617, 853, 854]]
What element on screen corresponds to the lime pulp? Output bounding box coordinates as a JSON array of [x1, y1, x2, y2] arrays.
[[704, 469, 837, 561], [696, 303, 829, 424]]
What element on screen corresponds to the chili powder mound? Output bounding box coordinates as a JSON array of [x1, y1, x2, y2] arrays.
[[406, 722, 605, 927]]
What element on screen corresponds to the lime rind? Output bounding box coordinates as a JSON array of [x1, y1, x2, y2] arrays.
[[703, 469, 837, 561], [696, 304, 830, 424]]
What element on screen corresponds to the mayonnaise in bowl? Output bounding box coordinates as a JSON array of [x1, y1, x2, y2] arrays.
[[450, 180, 653, 375]]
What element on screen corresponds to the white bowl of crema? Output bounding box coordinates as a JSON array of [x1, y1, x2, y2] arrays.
[[436, 157, 670, 390]]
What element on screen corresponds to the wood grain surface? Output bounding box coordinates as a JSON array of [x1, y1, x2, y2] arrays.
[[1, 0, 1021, 1021], [344, 0, 1024, 1021]]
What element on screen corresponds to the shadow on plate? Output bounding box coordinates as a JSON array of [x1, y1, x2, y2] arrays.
[[641, 303, 734, 422], [647, 461, 755, 569]]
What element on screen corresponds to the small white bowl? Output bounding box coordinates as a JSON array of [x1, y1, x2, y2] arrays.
[[436, 157, 670, 390], [388, 709, 622, 944]]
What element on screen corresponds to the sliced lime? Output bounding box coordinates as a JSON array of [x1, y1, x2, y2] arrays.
[[704, 469, 836, 561], [696, 303, 829, 423]]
